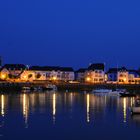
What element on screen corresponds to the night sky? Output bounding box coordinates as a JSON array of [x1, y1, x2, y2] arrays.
[[0, 0, 140, 69]]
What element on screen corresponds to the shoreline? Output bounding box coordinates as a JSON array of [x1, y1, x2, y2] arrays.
[[0, 82, 140, 92]]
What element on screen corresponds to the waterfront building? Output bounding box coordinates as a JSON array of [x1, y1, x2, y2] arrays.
[[75, 68, 87, 82], [107, 67, 140, 84], [85, 63, 105, 83], [20, 66, 45, 81], [107, 68, 118, 83], [20, 66, 75, 82], [0, 64, 27, 81], [107, 67, 129, 84], [44, 66, 74, 81], [60, 67, 75, 81], [128, 70, 140, 84], [20, 66, 58, 81], [117, 67, 129, 84]]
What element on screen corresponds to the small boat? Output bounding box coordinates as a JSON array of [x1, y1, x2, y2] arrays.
[[92, 89, 124, 96], [21, 87, 31, 93], [32, 86, 43, 92], [92, 89, 112, 93], [43, 84, 57, 91], [131, 107, 140, 114], [131, 99, 140, 114], [120, 92, 136, 97]]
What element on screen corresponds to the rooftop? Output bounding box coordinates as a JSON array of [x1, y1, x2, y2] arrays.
[[88, 63, 105, 70]]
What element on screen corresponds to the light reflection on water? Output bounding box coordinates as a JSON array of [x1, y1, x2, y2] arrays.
[[0, 91, 140, 139]]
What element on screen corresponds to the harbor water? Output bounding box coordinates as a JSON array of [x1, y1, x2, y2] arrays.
[[0, 91, 140, 140]]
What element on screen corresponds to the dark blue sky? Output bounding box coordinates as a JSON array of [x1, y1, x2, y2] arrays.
[[0, 0, 140, 69]]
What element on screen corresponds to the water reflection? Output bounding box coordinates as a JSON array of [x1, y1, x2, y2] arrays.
[[22, 94, 29, 128], [86, 94, 90, 123], [53, 93, 56, 124], [0, 91, 139, 129], [123, 98, 127, 123], [1, 95, 5, 117]]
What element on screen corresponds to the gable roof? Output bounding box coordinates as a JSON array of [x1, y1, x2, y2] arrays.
[[76, 68, 87, 73], [29, 66, 74, 72], [128, 69, 139, 75], [107, 67, 128, 73], [1, 64, 27, 71], [88, 63, 105, 70], [60, 67, 74, 72], [29, 66, 60, 71]]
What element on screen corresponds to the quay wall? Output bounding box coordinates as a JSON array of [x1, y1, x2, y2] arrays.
[[0, 81, 140, 92]]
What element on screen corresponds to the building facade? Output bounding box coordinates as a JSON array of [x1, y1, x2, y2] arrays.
[[20, 66, 75, 82], [85, 63, 105, 83], [75, 68, 87, 82], [0, 64, 27, 81]]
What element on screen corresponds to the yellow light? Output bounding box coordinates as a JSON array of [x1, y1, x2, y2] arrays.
[[23, 94, 29, 128], [53, 77, 57, 80], [1, 95, 5, 117], [23, 75, 27, 79], [87, 94, 90, 123], [123, 78, 127, 82], [86, 77, 91, 82], [1, 74, 6, 80], [123, 98, 126, 123]]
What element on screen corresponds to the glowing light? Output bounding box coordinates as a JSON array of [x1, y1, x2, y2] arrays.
[[70, 93, 73, 105], [130, 98, 133, 107], [123, 78, 127, 82], [53, 93, 56, 124], [53, 77, 57, 81], [87, 94, 90, 123], [1, 74, 6, 80], [1, 95, 5, 117], [23, 94, 29, 128], [123, 98, 127, 123], [86, 77, 91, 82], [23, 75, 27, 79]]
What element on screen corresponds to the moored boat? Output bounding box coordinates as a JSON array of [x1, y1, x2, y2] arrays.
[[92, 89, 112, 93], [92, 88, 125, 96], [43, 84, 57, 91], [21, 86, 31, 93], [131, 99, 140, 114], [119, 92, 136, 97]]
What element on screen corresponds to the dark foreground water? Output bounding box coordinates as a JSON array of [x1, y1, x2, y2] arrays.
[[0, 91, 140, 140]]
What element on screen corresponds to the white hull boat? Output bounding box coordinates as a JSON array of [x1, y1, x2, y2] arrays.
[[131, 107, 140, 114], [131, 99, 140, 114], [92, 89, 121, 96], [21, 87, 31, 93], [92, 89, 112, 93]]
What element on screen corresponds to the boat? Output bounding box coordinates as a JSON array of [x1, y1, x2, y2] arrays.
[[92, 89, 112, 93], [119, 92, 136, 97], [32, 86, 43, 92], [43, 84, 57, 91], [92, 89, 124, 96], [21, 87, 31, 93], [131, 99, 140, 114]]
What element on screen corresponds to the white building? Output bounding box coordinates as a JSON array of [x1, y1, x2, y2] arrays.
[[20, 66, 75, 82], [60, 67, 75, 81], [85, 63, 105, 83], [76, 68, 87, 82], [117, 67, 129, 84], [0, 64, 27, 81]]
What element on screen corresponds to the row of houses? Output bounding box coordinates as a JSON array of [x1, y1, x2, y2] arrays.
[[0, 63, 140, 84], [76, 64, 140, 84], [0, 64, 75, 82]]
